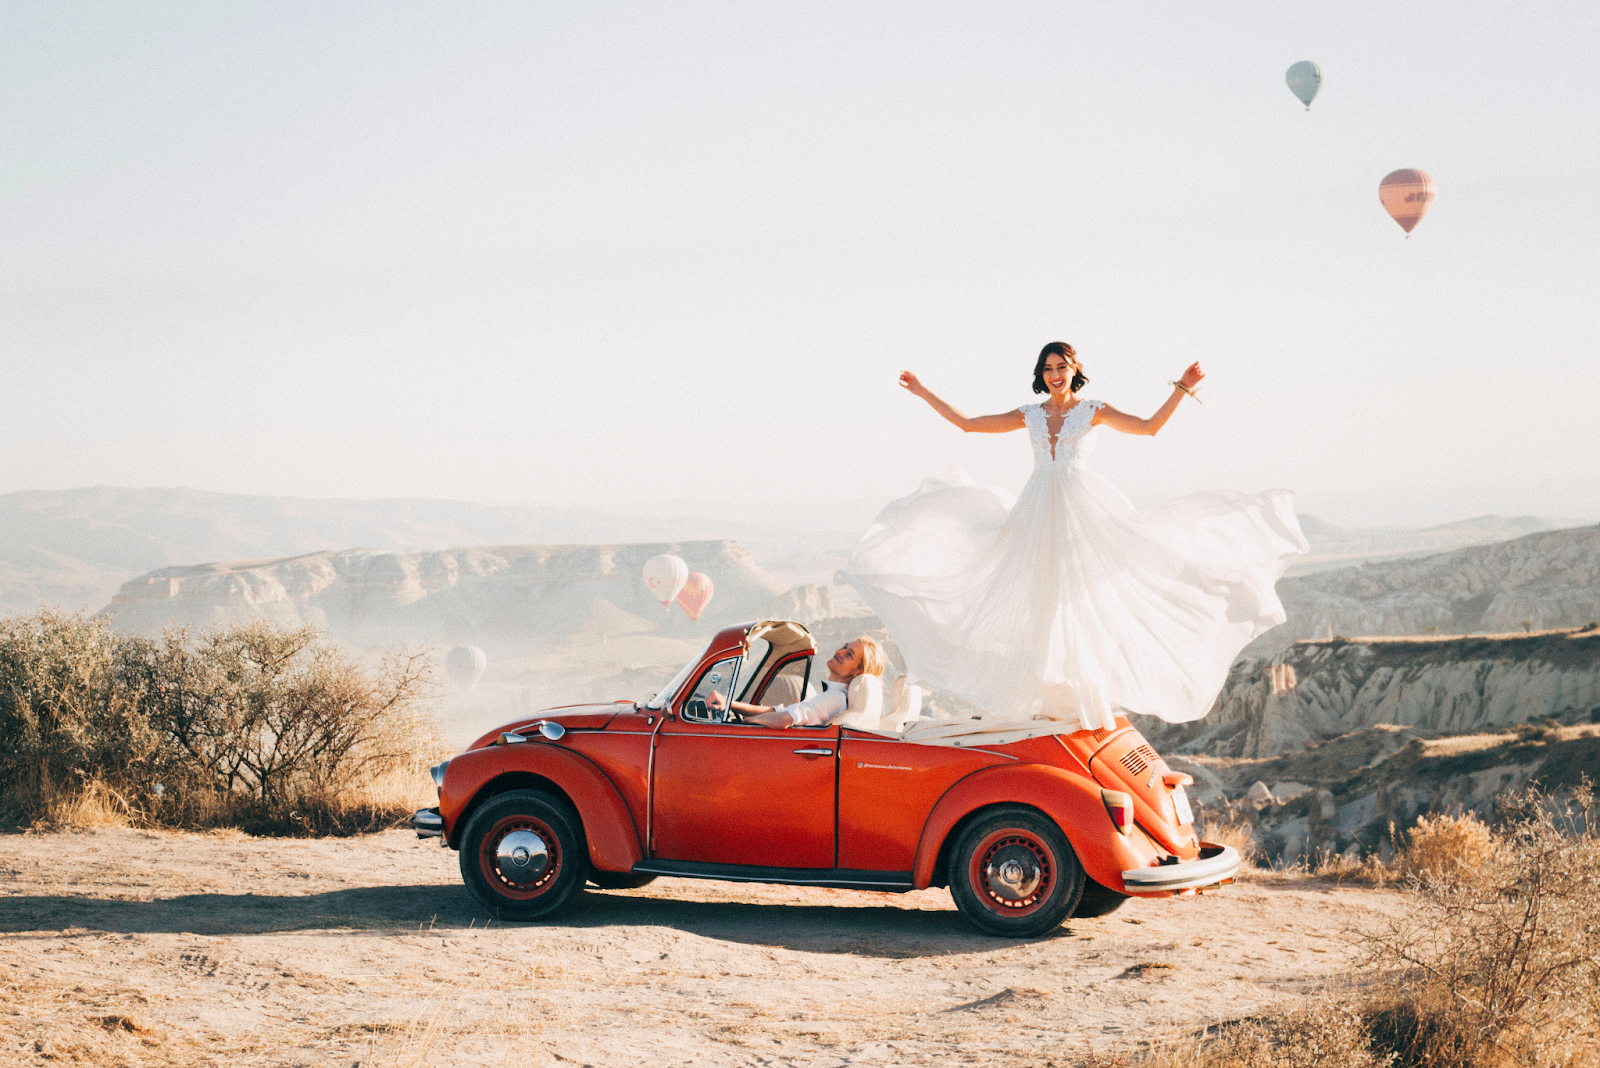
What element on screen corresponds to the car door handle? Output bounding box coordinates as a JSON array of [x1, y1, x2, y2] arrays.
[[792, 748, 834, 756]]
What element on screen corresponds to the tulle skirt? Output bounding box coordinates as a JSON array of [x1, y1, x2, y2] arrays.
[[840, 465, 1308, 730]]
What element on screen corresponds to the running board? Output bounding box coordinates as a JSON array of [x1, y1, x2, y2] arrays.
[[632, 860, 915, 892]]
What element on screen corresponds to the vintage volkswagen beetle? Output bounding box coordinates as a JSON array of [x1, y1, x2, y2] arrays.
[[415, 619, 1239, 937]]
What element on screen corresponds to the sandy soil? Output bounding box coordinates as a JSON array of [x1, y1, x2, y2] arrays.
[[2, 827, 1406, 1067]]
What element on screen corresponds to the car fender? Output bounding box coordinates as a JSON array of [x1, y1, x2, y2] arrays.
[[441, 743, 643, 873], [911, 763, 1163, 893]]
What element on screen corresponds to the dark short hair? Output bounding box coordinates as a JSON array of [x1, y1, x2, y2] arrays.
[[1033, 342, 1087, 394]]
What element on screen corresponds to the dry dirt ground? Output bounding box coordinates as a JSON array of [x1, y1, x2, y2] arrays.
[[2, 827, 1406, 1068]]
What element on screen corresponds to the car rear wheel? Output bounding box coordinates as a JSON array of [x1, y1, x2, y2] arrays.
[[588, 871, 657, 890], [949, 805, 1084, 937], [1071, 877, 1129, 918], [459, 790, 588, 921]]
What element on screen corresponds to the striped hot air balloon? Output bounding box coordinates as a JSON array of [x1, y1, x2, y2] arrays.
[[676, 572, 714, 622], [1379, 169, 1437, 236]]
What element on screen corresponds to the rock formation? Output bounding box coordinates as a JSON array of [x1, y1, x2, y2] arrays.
[[1142, 625, 1600, 759]]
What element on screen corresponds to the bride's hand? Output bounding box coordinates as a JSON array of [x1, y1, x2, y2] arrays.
[[898, 371, 926, 396], [1179, 362, 1205, 391]]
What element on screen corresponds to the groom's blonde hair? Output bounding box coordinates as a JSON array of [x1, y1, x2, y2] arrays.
[[856, 637, 886, 677]]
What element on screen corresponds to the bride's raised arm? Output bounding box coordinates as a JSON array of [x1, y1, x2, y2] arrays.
[[1092, 362, 1205, 437], [898, 371, 1026, 434]]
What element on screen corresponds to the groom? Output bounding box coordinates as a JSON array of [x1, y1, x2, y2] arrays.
[[706, 638, 884, 728]]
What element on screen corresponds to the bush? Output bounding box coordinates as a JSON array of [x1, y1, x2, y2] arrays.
[[1360, 782, 1600, 1067], [1135, 783, 1599, 1068], [1396, 811, 1497, 881], [0, 610, 445, 834]]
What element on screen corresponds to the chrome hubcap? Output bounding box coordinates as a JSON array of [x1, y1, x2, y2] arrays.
[[985, 845, 1043, 901], [494, 829, 550, 884]]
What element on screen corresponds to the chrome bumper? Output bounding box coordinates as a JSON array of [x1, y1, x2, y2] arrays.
[[1122, 843, 1240, 892], [414, 807, 443, 839]]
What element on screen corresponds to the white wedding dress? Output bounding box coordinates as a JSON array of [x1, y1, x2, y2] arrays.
[[840, 400, 1308, 734]]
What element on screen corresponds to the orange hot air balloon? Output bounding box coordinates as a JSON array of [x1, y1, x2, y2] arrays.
[[676, 572, 714, 621], [1379, 169, 1436, 236]]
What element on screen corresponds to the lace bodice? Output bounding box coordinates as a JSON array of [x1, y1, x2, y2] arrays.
[[1023, 400, 1103, 467]]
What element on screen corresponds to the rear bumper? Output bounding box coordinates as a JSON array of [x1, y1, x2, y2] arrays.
[[1121, 843, 1240, 892], [413, 807, 443, 839]]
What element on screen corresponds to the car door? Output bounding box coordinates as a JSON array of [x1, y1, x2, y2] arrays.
[[651, 656, 838, 868]]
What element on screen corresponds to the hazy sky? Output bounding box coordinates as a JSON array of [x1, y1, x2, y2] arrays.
[[4, 2, 1597, 529]]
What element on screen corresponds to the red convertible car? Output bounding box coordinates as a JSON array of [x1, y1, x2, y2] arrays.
[[415, 619, 1239, 936]]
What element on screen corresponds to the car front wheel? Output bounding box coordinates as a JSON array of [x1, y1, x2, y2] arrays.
[[949, 805, 1085, 937], [459, 790, 589, 921]]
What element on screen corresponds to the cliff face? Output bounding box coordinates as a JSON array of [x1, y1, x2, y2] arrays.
[[1140, 625, 1600, 759], [99, 540, 789, 643], [1252, 523, 1600, 655]]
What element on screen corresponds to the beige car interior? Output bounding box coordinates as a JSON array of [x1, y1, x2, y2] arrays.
[[735, 620, 817, 706]]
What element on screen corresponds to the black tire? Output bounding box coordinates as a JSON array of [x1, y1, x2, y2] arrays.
[[588, 871, 658, 890], [948, 804, 1085, 938], [459, 790, 589, 921], [1071, 877, 1129, 918]]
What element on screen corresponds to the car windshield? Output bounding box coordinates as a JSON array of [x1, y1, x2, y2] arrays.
[[643, 655, 700, 711]]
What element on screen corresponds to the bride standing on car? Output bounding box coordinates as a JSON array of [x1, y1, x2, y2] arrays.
[[839, 342, 1308, 732]]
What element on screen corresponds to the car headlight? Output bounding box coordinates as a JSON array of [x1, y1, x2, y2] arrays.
[[430, 760, 450, 788]]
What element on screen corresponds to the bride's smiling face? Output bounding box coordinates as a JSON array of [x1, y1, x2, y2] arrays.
[[1041, 354, 1079, 397]]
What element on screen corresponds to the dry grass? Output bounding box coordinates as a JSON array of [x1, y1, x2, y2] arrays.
[[1205, 812, 1259, 869], [1138, 996, 1391, 1068]]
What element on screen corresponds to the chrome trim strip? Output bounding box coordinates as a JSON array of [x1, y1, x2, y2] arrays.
[[644, 712, 668, 855], [630, 863, 914, 890], [1121, 844, 1240, 891]]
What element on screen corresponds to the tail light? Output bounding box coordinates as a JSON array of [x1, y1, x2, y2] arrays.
[[1102, 789, 1134, 836]]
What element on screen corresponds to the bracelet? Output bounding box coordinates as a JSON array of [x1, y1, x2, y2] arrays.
[[1169, 380, 1202, 403]]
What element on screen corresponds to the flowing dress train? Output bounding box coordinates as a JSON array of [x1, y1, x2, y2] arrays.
[[839, 400, 1308, 733]]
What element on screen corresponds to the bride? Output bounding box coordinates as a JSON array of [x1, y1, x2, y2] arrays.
[[839, 341, 1308, 733]]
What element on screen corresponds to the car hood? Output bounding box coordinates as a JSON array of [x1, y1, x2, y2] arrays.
[[466, 702, 631, 751]]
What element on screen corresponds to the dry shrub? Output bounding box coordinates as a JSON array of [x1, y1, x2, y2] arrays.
[[1359, 782, 1600, 1068], [1135, 784, 1599, 1068], [1396, 811, 1497, 881], [0, 609, 446, 835]]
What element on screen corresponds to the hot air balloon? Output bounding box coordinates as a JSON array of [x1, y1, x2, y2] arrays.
[[1379, 169, 1437, 236], [676, 572, 714, 622], [642, 554, 688, 608], [1285, 61, 1323, 110], [445, 645, 487, 693]]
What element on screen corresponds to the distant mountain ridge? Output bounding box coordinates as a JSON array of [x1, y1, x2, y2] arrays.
[[0, 486, 851, 616], [1255, 523, 1600, 655], [98, 540, 789, 646], [1287, 512, 1559, 575]]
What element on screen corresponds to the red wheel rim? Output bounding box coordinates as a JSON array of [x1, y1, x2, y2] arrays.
[[479, 814, 563, 901], [969, 828, 1055, 918]]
